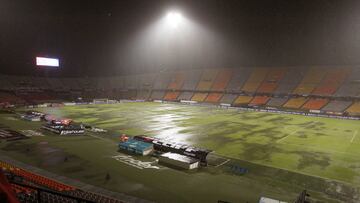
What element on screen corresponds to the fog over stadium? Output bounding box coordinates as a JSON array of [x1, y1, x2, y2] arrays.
[[1, 0, 360, 76]]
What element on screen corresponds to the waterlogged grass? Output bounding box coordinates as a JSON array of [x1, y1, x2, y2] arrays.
[[0, 103, 359, 202]]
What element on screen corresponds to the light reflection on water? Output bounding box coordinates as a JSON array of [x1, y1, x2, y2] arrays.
[[146, 107, 194, 144]]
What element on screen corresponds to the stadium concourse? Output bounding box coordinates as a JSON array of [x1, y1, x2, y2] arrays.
[[0, 66, 359, 117]]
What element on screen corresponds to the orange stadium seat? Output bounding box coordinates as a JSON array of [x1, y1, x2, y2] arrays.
[[312, 69, 349, 95], [283, 97, 308, 109], [205, 93, 223, 103], [241, 68, 268, 92], [191, 93, 208, 102], [346, 102, 360, 116], [257, 69, 287, 93], [302, 98, 329, 110], [167, 72, 185, 90], [293, 68, 327, 94], [233, 95, 253, 106], [249, 96, 270, 106], [196, 69, 218, 91], [163, 91, 180, 101], [211, 69, 232, 90]]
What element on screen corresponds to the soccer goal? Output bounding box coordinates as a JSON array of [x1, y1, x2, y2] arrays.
[[93, 98, 109, 104]]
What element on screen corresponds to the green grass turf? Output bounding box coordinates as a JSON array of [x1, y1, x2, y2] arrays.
[[0, 102, 360, 202]]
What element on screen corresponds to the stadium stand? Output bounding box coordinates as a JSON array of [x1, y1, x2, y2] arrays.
[[136, 74, 156, 89], [0, 92, 24, 104], [301, 98, 329, 110], [163, 91, 180, 101], [204, 93, 223, 103], [241, 68, 268, 92], [233, 95, 253, 106], [335, 68, 360, 97], [191, 93, 208, 102], [219, 94, 238, 104], [210, 69, 232, 90], [196, 69, 218, 91], [0, 161, 125, 203], [322, 100, 353, 113], [274, 68, 304, 94], [257, 68, 287, 93], [167, 72, 185, 90], [177, 91, 194, 101], [153, 71, 172, 90], [346, 102, 360, 116], [181, 70, 202, 90], [136, 90, 151, 100], [226, 68, 252, 91], [266, 97, 289, 107], [293, 67, 327, 95], [164, 72, 185, 100], [150, 90, 165, 100], [248, 96, 270, 106], [0, 75, 15, 90], [312, 68, 349, 95], [283, 97, 308, 109]]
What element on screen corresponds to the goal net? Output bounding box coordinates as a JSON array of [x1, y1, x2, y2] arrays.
[[93, 98, 109, 104]]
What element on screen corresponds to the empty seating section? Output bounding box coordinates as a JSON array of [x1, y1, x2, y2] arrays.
[[346, 102, 360, 116], [335, 68, 360, 97], [249, 96, 270, 106], [0, 75, 15, 90], [124, 75, 137, 89], [274, 69, 304, 94], [136, 90, 151, 100], [196, 69, 218, 91], [163, 91, 180, 101], [211, 69, 232, 90], [293, 68, 326, 95], [150, 91, 165, 100], [1, 161, 124, 203], [302, 98, 329, 110], [226, 68, 252, 91], [266, 97, 288, 107], [205, 93, 223, 103], [136, 74, 155, 90], [181, 70, 202, 90], [322, 100, 353, 112], [168, 72, 185, 90], [177, 92, 193, 100], [241, 68, 268, 92], [312, 69, 349, 95], [283, 97, 308, 109], [191, 93, 208, 102], [233, 95, 253, 105], [0, 161, 74, 191], [0, 92, 24, 104], [153, 72, 172, 90], [220, 94, 238, 104], [257, 69, 287, 93]]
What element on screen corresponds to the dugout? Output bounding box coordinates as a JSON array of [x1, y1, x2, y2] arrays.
[[118, 139, 153, 155], [158, 152, 199, 170]]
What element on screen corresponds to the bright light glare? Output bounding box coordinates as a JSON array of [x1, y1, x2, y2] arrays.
[[166, 11, 183, 28], [36, 57, 59, 67]]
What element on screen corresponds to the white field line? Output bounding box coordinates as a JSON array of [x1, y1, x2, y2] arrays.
[[351, 130, 358, 143], [276, 121, 318, 143], [215, 159, 230, 168]]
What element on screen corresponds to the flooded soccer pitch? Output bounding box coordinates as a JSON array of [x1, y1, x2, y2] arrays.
[[0, 102, 360, 203]]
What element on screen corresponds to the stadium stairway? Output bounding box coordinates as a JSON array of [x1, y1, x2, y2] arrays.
[[346, 102, 360, 116], [293, 68, 327, 95], [312, 68, 349, 96], [257, 68, 287, 93], [241, 68, 268, 93], [233, 95, 253, 106]]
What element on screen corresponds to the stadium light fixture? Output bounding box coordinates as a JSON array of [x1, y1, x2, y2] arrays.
[[165, 11, 183, 28]]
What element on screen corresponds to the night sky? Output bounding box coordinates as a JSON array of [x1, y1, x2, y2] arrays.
[[1, 0, 360, 76]]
